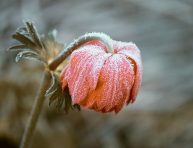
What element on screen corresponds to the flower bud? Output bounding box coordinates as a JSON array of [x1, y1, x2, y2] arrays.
[[60, 40, 142, 113]]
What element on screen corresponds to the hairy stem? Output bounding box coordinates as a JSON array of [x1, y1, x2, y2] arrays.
[[20, 70, 51, 148], [49, 32, 113, 71]]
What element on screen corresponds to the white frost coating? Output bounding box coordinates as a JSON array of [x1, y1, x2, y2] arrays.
[[60, 35, 142, 113], [60, 32, 113, 56], [114, 41, 140, 53], [96, 54, 134, 112], [83, 32, 113, 51], [65, 45, 110, 103]]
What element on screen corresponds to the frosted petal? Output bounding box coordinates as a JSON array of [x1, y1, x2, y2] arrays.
[[66, 45, 109, 104], [82, 54, 134, 113], [60, 39, 142, 113], [114, 41, 142, 103]]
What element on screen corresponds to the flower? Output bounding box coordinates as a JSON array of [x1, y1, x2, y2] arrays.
[[60, 40, 142, 113]]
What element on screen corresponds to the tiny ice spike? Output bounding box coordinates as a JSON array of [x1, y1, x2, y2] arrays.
[[60, 39, 142, 113]]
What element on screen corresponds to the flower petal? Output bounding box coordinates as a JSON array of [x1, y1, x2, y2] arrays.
[[82, 54, 134, 113], [84, 40, 108, 52], [66, 45, 110, 104], [114, 41, 142, 103]]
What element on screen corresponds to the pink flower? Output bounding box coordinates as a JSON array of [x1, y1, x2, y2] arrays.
[[60, 40, 142, 113]]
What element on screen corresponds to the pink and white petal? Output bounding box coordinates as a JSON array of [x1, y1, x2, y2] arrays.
[[113, 41, 140, 53], [83, 54, 134, 113], [95, 56, 117, 111], [87, 52, 112, 92], [73, 52, 111, 104], [67, 45, 108, 104], [117, 48, 142, 103], [72, 54, 99, 104], [67, 51, 95, 102], [84, 40, 108, 52], [66, 50, 91, 96], [67, 45, 102, 87], [101, 54, 134, 112], [80, 56, 114, 111], [113, 55, 135, 110]]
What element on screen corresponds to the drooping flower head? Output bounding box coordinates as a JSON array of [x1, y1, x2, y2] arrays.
[[60, 39, 142, 113]]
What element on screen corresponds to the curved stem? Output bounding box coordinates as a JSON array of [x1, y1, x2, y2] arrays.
[[20, 70, 51, 148], [49, 32, 113, 71]]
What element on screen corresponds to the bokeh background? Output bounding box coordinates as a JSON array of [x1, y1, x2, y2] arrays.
[[0, 0, 193, 148]]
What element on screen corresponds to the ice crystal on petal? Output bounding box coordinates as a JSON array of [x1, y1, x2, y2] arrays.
[[60, 40, 142, 113]]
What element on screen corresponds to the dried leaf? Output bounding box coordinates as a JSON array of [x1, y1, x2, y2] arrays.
[[46, 73, 80, 113], [47, 73, 64, 107], [56, 93, 66, 110], [49, 92, 59, 106], [12, 32, 36, 49], [10, 22, 66, 71], [26, 22, 43, 48], [62, 87, 71, 113], [15, 50, 45, 63], [8, 44, 27, 51], [16, 27, 29, 36], [46, 73, 58, 96]]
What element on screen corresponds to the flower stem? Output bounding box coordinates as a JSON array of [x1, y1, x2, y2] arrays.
[[49, 32, 113, 71], [20, 70, 51, 148]]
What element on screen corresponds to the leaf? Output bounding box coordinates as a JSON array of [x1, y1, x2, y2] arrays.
[[16, 27, 29, 36], [15, 50, 45, 63], [63, 87, 71, 113], [46, 73, 80, 113], [47, 73, 64, 106], [16, 26, 28, 33], [26, 22, 43, 48], [46, 73, 58, 96], [56, 93, 66, 110], [8, 44, 27, 51], [12, 32, 37, 49], [49, 92, 59, 106]]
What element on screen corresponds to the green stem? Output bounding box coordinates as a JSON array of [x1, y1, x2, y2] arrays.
[[49, 32, 113, 71], [20, 70, 51, 148]]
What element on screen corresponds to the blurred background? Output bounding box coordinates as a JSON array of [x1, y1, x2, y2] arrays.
[[0, 0, 193, 147]]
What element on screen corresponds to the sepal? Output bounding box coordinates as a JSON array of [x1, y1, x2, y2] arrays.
[[46, 72, 81, 113]]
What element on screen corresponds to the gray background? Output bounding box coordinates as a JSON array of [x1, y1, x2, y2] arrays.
[[0, 0, 193, 148]]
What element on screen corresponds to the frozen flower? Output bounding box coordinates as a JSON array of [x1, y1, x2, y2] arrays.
[[60, 40, 142, 113]]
